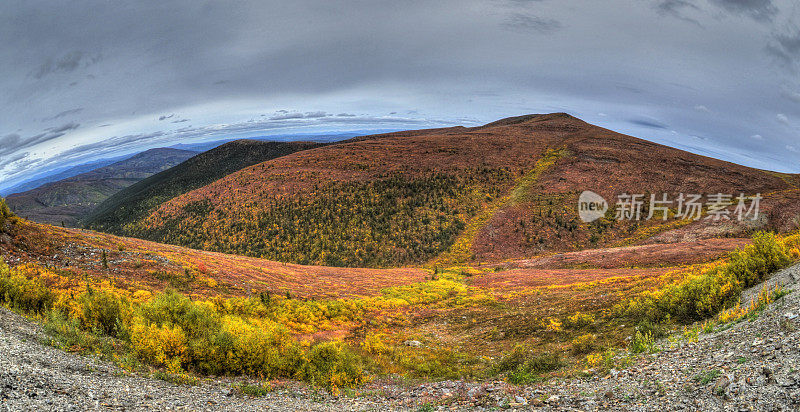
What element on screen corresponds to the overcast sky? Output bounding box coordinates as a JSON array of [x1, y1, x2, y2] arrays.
[[1, 0, 799, 191]]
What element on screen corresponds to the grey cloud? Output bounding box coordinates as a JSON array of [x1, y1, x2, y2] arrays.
[[768, 30, 800, 67], [0, 134, 21, 150], [267, 111, 331, 120], [269, 112, 305, 120], [48, 122, 81, 134], [42, 108, 84, 121], [655, 0, 702, 25], [628, 118, 670, 129], [2, 151, 27, 164], [709, 0, 777, 21], [30, 51, 100, 79], [172, 119, 190, 123], [158, 114, 175, 121], [503, 13, 562, 33], [781, 86, 800, 103], [304, 111, 328, 118], [0, 123, 80, 156], [59, 131, 166, 160]]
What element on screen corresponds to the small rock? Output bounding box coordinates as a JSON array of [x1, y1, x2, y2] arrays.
[[403, 340, 422, 347], [547, 395, 560, 404], [712, 377, 730, 396], [515, 395, 528, 405]]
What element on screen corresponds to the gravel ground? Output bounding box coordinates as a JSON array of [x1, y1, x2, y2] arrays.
[[2, 263, 800, 411]]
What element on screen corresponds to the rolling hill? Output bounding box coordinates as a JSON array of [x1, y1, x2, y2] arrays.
[[85, 140, 325, 233], [5, 148, 197, 227], [0, 154, 129, 197], [88, 113, 800, 267]]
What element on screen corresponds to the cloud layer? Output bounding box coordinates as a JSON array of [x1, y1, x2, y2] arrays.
[[1, 0, 799, 191]]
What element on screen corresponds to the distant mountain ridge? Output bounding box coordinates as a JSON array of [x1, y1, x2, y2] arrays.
[[0, 155, 129, 197], [5, 148, 197, 226], [85, 140, 324, 232]]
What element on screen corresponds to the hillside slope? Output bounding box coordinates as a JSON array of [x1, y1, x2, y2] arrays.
[[85, 140, 324, 233], [5, 148, 197, 226], [106, 114, 800, 267]]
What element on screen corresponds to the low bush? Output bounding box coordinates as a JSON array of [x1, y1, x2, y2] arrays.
[[565, 312, 595, 329], [213, 317, 303, 377], [621, 232, 797, 323], [0, 262, 55, 314], [491, 346, 562, 384], [76, 287, 130, 338], [302, 341, 367, 394], [130, 319, 188, 370], [628, 329, 656, 354], [571, 334, 596, 354]]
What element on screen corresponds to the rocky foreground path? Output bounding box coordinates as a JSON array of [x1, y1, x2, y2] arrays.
[[1, 264, 800, 411]]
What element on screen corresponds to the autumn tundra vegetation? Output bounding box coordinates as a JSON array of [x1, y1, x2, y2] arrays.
[[1, 196, 799, 393], [1, 115, 800, 394]]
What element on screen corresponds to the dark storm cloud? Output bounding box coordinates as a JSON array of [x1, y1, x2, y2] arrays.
[[158, 114, 175, 121]]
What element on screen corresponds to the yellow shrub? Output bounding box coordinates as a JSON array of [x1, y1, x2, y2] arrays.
[[586, 352, 602, 368], [132, 290, 153, 303], [546, 318, 563, 332], [215, 316, 303, 377], [566, 312, 595, 329], [361, 332, 390, 355], [303, 341, 368, 393], [130, 319, 188, 367]]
